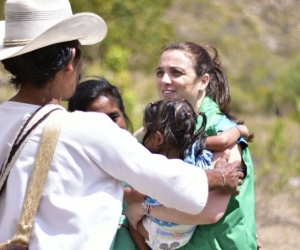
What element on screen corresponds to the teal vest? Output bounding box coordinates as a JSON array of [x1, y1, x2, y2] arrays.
[[179, 97, 257, 250]]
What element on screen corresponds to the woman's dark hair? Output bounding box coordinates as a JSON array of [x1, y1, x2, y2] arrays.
[[143, 98, 207, 159], [164, 42, 231, 117], [68, 76, 133, 132], [1, 40, 81, 89]]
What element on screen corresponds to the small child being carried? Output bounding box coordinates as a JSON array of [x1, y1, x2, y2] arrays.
[[125, 98, 249, 250]]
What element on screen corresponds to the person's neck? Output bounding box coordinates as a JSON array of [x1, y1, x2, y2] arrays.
[[9, 84, 61, 106], [194, 91, 206, 112], [162, 147, 180, 159]]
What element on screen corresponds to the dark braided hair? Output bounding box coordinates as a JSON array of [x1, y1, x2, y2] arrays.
[[1, 40, 81, 89], [163, 42, 231, 117], [143, 98, 207, 159]]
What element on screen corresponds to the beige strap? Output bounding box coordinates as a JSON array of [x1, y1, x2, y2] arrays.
[[9, 110, 66, 246], [0, 106, 63, 193]]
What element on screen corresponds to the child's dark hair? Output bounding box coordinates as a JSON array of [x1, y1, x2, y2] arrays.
[[68, 76, 133, 132], [143, 98, 207, 159]]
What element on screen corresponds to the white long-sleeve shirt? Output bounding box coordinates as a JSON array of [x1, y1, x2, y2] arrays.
[[0, 102, 208, 250]]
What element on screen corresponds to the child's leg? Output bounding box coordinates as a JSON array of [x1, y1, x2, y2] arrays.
[[129, 220, 150, 250]]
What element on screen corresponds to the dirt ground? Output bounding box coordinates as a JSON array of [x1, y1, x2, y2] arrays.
[[256, 188, 300, 249]]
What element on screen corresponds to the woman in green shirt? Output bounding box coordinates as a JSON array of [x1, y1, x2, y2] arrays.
[[128, 42, 258, 249]]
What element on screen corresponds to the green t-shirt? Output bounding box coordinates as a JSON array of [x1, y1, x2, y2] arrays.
[[179, 97, 257, 250]]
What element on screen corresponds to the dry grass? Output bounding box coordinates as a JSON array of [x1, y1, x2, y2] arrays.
[[256, 189, 300, 249], [245, 115, 300, 249]]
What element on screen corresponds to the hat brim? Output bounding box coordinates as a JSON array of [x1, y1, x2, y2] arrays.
[[0, 12, 107, 61]]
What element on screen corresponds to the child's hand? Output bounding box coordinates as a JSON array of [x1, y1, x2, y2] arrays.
[[124, 186, 146, 202], [126, 201, 144, 230], [236, 125, 249, 137], [130, 187, 146, 201]]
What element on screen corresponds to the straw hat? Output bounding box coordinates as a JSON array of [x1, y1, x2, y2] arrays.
[[0, 0, 108, 60]]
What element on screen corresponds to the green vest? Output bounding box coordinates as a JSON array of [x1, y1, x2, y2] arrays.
[[179, 97, 257, 250]]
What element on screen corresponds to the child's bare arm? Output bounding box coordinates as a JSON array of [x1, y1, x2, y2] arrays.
[[129, 222, 150, 250], [124, 186, 146, 202], [206, 125, 249, 151], [236, 125, 249, 137]]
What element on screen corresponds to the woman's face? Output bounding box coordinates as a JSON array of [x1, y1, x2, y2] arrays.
[[156, 49, 204, 111], [86, 95, 127, 129]]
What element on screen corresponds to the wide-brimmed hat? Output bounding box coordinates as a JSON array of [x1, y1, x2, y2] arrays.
[[0, 0, 108, 61]]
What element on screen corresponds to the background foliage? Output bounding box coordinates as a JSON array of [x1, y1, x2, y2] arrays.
[[70, 0, 174, 127]]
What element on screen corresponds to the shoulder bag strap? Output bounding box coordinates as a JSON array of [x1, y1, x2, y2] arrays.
[[0, 106, 63, 193], [8, 110, 67, 247]]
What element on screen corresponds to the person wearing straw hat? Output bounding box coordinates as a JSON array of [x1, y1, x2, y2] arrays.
[[0, 0, 244, 249]]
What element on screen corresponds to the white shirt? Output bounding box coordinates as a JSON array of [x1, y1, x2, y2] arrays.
[[0, 102, 208, 250]]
